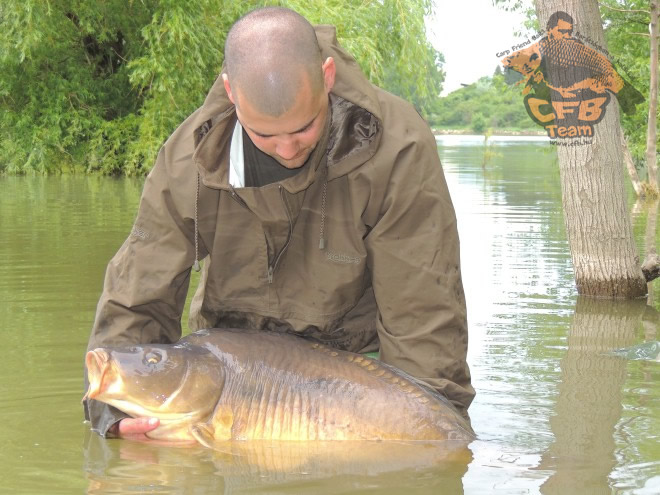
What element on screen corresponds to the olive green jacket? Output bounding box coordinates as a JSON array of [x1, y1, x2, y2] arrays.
[[85, 26, 474, 436]]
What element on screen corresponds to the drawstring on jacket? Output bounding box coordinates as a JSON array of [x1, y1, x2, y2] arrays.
[[193, 172, 201, 272], [319, 166, 327, 250]]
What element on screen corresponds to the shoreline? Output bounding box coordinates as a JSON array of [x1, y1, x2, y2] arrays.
[[432, 128, 546, 137]]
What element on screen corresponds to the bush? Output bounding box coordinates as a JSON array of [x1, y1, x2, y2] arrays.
[[471, 113, 487, 134]]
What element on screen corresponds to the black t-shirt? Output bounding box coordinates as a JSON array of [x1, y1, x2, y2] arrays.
[[242, 129, 308, 187]]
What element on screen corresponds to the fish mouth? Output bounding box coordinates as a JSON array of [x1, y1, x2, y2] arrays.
[[83, 349, 111, 401]]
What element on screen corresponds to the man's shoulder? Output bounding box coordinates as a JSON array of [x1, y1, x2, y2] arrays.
[[162, 107, 204, 155], [372, 86, 429, 130], [368, 86, 434, 148]]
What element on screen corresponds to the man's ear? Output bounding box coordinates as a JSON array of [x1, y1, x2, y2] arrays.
[[222, 74, 235, 104], [322, 57, 336, 93]]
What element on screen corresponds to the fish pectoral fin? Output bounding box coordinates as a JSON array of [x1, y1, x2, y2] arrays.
[[211, 405, 234, 440], [191, 423, 216, 449], [191, 405, 234, 450]]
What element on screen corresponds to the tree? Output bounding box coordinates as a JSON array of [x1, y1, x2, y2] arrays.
[[647, 2, 659, 192], [0, 0, 441, 176], [429, 74, 538, 131], [600, 0, 659, 197], [533, 0, 647, 298], [383, 45, 445, 118], [497, 1, 658, 198]]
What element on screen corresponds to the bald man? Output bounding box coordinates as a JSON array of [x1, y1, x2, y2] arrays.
[[84, 7, 474, 439]]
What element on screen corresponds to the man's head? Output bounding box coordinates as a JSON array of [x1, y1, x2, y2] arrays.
[[223, 7, 335, 169], [546, 11, 574, 40]]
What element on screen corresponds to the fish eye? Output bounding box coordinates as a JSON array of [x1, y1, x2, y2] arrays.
[[144, 351, 162, 365]]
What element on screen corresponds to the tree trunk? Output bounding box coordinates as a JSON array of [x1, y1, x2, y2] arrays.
[[621, 127, 643, 197], [647, 1, 659, 193], [534, 0, 647, 298], [643, 201, 660, 297]]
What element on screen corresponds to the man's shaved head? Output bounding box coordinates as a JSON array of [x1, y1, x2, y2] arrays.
[[224, 7, 323, 116]]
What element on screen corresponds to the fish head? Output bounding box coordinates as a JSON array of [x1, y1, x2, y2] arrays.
[[85, 342, 225, 426], [503, 48, 541, 76]]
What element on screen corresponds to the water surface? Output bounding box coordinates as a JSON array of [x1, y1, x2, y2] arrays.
[[0, 136, 658, 493]]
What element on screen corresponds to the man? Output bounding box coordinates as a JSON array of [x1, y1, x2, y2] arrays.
[[84, 6, 474, 439]]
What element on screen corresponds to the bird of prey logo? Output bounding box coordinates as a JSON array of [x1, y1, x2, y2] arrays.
[[502, 11, 643, 140]]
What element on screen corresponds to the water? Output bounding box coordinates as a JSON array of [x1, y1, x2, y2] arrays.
[[0, 136, 658, 494]]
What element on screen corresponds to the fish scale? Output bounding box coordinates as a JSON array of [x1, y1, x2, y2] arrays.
[[539, 38, 623, 91], [228, 341, 450, 441]]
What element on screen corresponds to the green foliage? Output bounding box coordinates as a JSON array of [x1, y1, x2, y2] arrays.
[[471, 113, 487, 134], [429, 74, 539, 132], [1, 0, 441, 175], [383, 44, 445, 119], [491, 0, 539, 34], [600, 0, 655, 171]]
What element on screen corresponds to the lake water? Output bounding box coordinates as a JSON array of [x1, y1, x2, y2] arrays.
[[0, 136, 658, 494]]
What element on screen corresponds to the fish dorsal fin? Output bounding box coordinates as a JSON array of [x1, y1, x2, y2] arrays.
[[191, 405, 234, 448]]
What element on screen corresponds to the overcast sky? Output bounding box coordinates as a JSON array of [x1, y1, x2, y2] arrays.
[[427, 0, 532, 95]]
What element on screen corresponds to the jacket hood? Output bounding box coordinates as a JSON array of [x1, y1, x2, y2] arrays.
[[192, 25, 383, 187], [315, 25, 382, 122]]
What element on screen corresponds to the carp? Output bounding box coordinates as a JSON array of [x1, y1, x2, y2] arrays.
[[503, 35, 642, 114], [84, 328, 475, 447]]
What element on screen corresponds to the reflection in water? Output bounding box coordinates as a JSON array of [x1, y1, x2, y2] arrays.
[[83, 432, 472, 494], [645, 200, 659, 305], [611, 341, 660, 362], [538, 298, 655, 493]]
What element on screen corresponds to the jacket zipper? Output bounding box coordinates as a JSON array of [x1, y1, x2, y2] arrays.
[[229, 186, 248, 209], [230, 187, 273, 281], [228, 185, 292, 285], [268, 185, 293, 284]]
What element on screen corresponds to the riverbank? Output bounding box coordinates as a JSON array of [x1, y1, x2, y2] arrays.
[[432, 128, 546, 137]]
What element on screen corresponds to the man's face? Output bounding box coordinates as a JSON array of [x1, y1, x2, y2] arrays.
[[233, 73, 329, 169], [549, 19, 572, 40]]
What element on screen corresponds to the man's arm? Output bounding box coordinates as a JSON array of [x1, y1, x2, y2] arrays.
[[84, 144, 206, 436], [365, 115, 474, 419]]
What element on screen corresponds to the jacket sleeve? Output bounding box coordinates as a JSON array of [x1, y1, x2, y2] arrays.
[[364, 117, 475, 419], [84, 144, 204, 436]]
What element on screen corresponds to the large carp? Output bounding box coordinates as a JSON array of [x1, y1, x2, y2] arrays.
[[84, 328, 475, 447]]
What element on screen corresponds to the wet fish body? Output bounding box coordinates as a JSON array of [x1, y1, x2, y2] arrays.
[[85, 328, 474, 447], [537, 38, 623, 93]]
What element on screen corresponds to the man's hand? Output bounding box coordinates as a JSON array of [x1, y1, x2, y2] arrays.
[[109, 417, 160, 440]]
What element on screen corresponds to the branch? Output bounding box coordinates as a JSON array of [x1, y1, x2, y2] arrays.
[[598, 2, 650, 15], [111, 47, 128, 63], [630, 32, 651, 37]]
